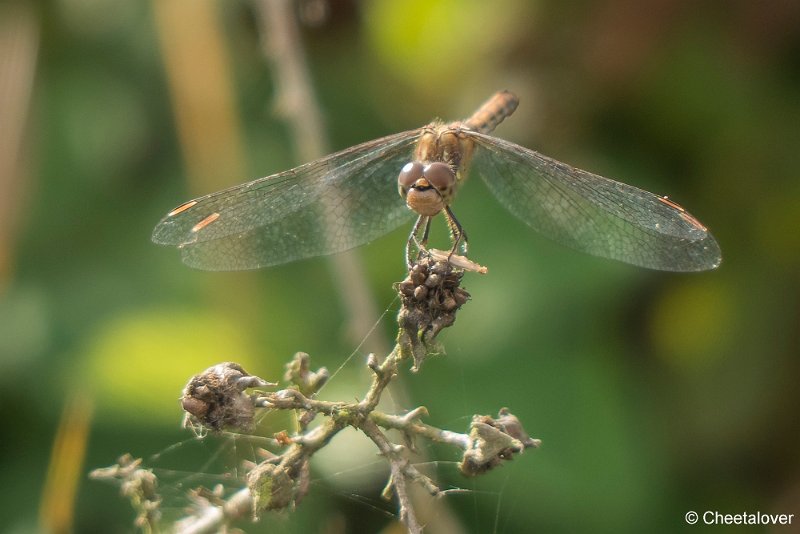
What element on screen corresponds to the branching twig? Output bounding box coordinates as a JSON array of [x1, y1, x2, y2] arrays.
[[361, 419, 428, 534], [89, 455, 161, 531], [93, 256, 540, 533]]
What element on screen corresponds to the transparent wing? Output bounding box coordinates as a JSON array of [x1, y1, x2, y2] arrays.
[[469, 133, 721, 271], [152, 130, 421, 270]]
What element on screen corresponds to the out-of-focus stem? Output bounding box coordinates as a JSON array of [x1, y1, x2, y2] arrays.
[[252, 0, 390, 359], [0, 3, 38, 288]]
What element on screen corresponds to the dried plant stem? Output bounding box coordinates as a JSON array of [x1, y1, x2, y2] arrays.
[[93, 260, 539, 533], [253, 0, 390, 357]]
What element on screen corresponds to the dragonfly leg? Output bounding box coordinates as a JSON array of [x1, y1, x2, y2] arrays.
[[406, 215, 431, 268], [444, 206, 468, 259]]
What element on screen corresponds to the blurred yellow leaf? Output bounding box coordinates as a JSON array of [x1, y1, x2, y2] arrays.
[[77, 309, 259, 427], [364, 0, 531, 91]]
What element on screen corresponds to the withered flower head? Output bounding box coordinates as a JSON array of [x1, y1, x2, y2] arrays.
[[181, 362, 275, 433], [396, 254, 476, 370], [247, 458, 310, 517], [460, 408, 540, 476]]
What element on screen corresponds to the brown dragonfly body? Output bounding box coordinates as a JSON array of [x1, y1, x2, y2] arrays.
[[398, 91, 519, 262]]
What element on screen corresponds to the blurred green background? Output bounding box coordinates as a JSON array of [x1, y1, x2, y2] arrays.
[[1, 0, 799, 532]]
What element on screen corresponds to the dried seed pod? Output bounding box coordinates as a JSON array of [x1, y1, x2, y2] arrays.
[[396, 255, 475, 370], [460, 409, 540, 476], [413, 285, 428, 300], [181, 362, 274, 433], [424, 273, 442, 288]]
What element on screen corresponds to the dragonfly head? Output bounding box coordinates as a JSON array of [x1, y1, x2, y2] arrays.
[[398, 161, 456, 216]]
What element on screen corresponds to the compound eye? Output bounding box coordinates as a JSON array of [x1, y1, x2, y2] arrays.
[[398, 161, 424, 189], [423, 162, 455, 191]]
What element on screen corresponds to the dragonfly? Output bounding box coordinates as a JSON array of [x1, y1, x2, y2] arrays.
[[152, 91, 721, 272]]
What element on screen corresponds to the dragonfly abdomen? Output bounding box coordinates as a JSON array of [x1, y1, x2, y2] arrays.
[[464, 90, 519, 134]]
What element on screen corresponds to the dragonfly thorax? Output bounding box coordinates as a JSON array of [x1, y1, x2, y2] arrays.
[[398, 161, 456, 216]]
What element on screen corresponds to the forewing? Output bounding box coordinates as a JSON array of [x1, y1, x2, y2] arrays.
[[153, 130, 421, 270], [469, 133, 721, 271]]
